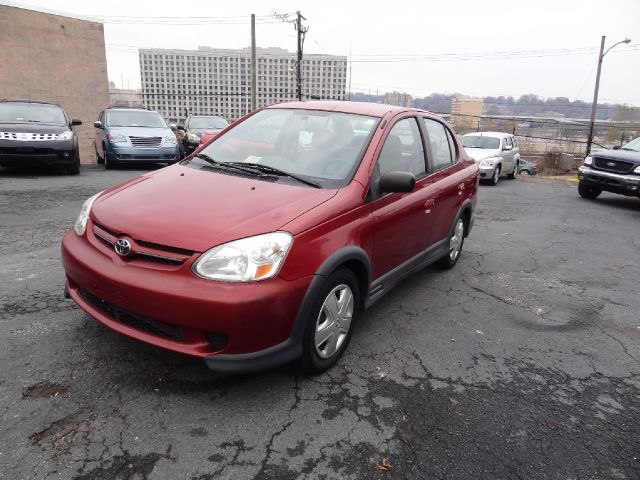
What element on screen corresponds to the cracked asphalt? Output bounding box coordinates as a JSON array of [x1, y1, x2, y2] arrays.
[[1, 166, 639, 479]]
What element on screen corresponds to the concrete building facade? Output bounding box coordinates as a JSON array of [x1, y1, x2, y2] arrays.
[[451, 97, 484, 132], [0, 5, 110, 164], [384, 91, 413, 108], [140, 47, 347, 123]]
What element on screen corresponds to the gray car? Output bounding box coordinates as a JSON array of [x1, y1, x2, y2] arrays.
[[461, 132, 520, 185]]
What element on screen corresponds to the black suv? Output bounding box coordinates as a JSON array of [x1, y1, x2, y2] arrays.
[[177, 114, 229, 157], [0, 100, 82, 174], [578, 138, 640, 199]]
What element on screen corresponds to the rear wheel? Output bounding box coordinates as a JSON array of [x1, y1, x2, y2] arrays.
[[299, 269, 359, 374], [519, 170, 530, 175], [436, 216, 465, 269], [507, 161, 518, 179], [578, 180, 602, 199]]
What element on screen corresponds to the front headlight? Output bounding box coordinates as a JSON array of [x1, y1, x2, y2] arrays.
[[164, 135, 177, 144], [584, 156, 593, 166], [107, 132, 127, 143], [634, 165, 640, 174], [192, 232, 293, 282], [479, 157, 500, 167], [73, 191, 103, 236], [187, 133, 200, 142], [57, 130, 73, 141]]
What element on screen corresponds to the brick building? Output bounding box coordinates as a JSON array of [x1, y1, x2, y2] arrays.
[[0, 5, 110, 164]]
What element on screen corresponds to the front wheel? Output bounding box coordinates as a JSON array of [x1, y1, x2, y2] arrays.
[[66, 151, 80, 175], [578, 180, 602, 199], [436, 216, 465, 269], [299, 269, 360, 374], [519, 170, 530, 176], [490, 165, 501, 185]]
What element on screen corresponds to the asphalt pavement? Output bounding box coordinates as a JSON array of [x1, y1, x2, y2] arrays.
[[1, 165, 639, 479]]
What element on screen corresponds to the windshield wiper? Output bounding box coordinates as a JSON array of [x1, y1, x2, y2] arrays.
[[194, 154, 266, 176], [225, 162, 322, 188]]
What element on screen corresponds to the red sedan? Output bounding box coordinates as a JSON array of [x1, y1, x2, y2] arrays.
[[62, 101, 479, 374]]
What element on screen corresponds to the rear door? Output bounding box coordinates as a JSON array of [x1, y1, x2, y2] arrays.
[[369, 115, 437, 280], [421, 117, 466, 246]]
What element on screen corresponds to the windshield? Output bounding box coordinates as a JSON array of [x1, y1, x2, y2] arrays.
[[622, 137, 640, 152], [195, 109, 379, 188], [107, 110, 167, 128], [461, 135, 500, 149], [187, 116, 229, 130], [0, 103, 67, 125]]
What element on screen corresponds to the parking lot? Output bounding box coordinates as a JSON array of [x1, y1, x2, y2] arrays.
[[1, 167, 639, 479]]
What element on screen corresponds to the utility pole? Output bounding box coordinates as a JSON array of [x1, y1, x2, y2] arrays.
[[586, 35, 631, 155], [586, 36, 605, 156], [295, 11, 307, 101], [251, 14, 257, 111]]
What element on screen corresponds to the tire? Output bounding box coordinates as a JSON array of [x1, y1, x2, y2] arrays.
[[66, 152, 80, 175], [490, 165, 501, 185], [104, 154, 116, 170], [95, 144, 104, 165], [519, 170, 530, 175], [507, 161, 518, 179], [578, 180, 602, 199], [299, 268, 360, 374], [436, 216, 465, 270]]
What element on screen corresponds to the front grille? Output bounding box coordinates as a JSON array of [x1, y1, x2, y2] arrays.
[[593, 157, 633, 173], [79, 288, 184, 341], [92, 222, 193, 266], [128, 136, 162, 148], [0, 131, 59, 141]]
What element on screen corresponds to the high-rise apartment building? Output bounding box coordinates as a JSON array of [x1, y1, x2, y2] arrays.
[[384, 91, 413, 108], [450, 97, 484, 132], [140, 47, 347, 123]]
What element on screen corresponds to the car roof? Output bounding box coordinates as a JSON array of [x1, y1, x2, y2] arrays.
[[267, 101, 416, 118], [462, 131, 513, 138], [1, 99, 62, 107]]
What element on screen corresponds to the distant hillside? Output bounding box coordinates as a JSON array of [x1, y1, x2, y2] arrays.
[[350, 92, 640, 122]]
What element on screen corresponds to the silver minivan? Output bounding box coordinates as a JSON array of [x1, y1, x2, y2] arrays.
[[461, 132, 520, 185]]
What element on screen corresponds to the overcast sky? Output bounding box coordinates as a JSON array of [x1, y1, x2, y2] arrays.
[[4, 0, 640, 105]]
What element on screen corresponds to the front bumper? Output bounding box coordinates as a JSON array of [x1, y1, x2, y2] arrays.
[[478, 164, 497, 179], [106, 143, 179, 163], [0, 139, 76, 166], [61, 229, 312, 372], [578, 166, 640, 196]]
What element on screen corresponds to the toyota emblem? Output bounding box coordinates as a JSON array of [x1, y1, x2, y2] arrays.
[[114, 238, 132, 257]]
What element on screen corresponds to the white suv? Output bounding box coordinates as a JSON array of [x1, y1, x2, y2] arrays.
[[461, 132, 520, 185]]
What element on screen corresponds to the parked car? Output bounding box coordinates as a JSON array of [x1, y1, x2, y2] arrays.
[[460, 132, 520, 185], [94, 107, 180, 169], [177, 114, 229, 157], [518, 159, 537, 175], [62, 101, 479, 374], [577, 138, 640, 199], [0, 99, 82, 174]]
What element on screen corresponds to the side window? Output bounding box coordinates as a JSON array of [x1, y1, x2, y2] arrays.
[[506, 137, 513, 148], [512, 136, 518, 149], [422, 118, 453, 170], [446, 128, 458, 163], [377, 118, 425, 176]]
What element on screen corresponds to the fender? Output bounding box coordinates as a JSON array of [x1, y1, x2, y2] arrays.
[[449, 198, 474, 238]]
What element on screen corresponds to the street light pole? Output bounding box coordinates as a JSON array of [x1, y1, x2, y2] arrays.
[[585, 36, 631, 156]]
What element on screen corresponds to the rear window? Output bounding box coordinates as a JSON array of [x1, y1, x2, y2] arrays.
[[0, 103, 67, 125], [187, 117, 229, 130]]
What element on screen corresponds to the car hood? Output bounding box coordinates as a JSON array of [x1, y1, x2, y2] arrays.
[[463, 147, 501, 161], [0, 122, 69, 133], [107, 126, 172, 137], [91, 164, 338, 252], [591, 148, 640, 164]]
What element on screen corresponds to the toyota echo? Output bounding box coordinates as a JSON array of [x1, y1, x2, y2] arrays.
[[62, 101, 479, 374]]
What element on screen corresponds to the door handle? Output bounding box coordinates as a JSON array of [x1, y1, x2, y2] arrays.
[[424, 198, 435, 213]]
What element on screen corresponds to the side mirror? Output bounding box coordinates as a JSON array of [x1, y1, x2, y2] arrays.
[[177, 125, 185, 131], [70, 118, 82, 126], [379, 171, 416, 193], [93, 121, 103, 129], [170, 123, 177, 130], [613, 145, 621, 150], [503, 144, 513, 151]]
